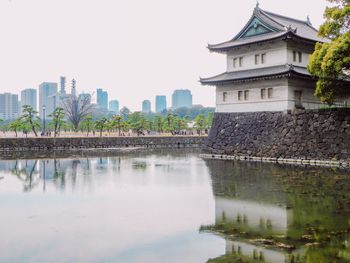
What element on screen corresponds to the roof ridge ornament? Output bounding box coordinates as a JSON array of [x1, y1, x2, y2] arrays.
[[256, 0, 259, 8], [306, 15, 312, 26]]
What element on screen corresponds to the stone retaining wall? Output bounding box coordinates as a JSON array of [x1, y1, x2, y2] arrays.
[[205, 109, 350, 161], [0, 136, 206, 152]]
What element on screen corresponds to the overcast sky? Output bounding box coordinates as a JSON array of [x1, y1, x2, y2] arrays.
[[0, 0, 328, 111]]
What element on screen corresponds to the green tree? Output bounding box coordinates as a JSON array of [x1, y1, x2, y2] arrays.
[[81, 115, 93, 136], [94, 117, 108, 137], [8, 118, 23, 137], [49, 107, 66, 137], [109, 115, 124, 136], [22, 105, 40, 137], [308, 0, 350, 104], [206, 112, 214, 129], [165, 113, 176, 133], [194, 114, 206, 135], [153, 115, 164, 133]]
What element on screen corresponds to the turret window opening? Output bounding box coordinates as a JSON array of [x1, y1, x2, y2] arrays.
[[223, 92, 228, 102], [233, 58, 237, 68], [244, 90, 249, 100], [239, 57, 243, 67], [298, 52, 302, 63], [261, 88, 267, 99], [293, 51, 297, 62], [255, 54, 260, 65], [238, 91, 243, 101], [268, 88, 273, 99], [261, 53, 266, 64]]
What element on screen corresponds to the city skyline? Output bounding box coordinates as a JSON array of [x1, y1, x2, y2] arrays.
[[0, 0, 327, 111], [0, 82, 204, 120]]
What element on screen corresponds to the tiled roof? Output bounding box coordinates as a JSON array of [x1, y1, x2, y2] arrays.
[[200, 64, 311, 85], [208, 6, 329, 52]]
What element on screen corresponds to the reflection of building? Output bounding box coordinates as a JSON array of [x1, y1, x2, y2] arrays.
[[204, 159, 350, 262], [226, 240, 287, 263], [155, 95, 167, 113], [171, 89, 192, 109]]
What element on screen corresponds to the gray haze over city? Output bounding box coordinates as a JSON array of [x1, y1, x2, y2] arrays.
[[0, 0, 327, 111]]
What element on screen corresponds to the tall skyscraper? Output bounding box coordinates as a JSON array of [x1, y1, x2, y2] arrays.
[[97, 88, 108, 110], [39, 82, 58, 119], [142, 100, 151, 113], [155, 95, 167, 113], [109, 100, 119, 114], [0, 93, 20, 120], [20, 89, 37, 113], [60, 76, 66, 95], [171, 89, 193, 109], [71, 79, 77, 98]]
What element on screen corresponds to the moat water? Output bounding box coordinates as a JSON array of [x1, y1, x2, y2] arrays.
[[0, 149, 349, 263]]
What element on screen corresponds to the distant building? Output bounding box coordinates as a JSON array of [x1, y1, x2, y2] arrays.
[[109, 100, 119, 114], [20, 89, 37, 113], [39, 82, 58, 119], [155, 95, 167, 113], [79, 93, 92, 104], [142, 100, 151, 113], [71, 79, 77, 98], [97, 88, 108, 110], [171, 89, 193, 109], [0, 93, 20, 120], [60, 76, 66, 95]]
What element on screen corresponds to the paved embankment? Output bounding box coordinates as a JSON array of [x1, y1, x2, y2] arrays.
[[0, 136, 207, 152]]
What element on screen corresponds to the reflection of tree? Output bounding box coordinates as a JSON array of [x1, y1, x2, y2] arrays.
[[11, 160, 39, 192]]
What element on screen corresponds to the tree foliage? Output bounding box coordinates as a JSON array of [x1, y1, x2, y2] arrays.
[[308, 0, 350, 104], [49, 107, 66, 137], [21, 105, 40, 137], [94, 117, 108, 137]]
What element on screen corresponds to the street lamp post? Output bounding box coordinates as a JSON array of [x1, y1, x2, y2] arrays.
[[42, 105, 46, 136]]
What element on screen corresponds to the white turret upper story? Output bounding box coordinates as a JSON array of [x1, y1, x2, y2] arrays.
[[200, 5, 338, 113]]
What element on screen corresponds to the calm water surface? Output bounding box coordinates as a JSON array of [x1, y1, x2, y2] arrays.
[[0, 150, 350, 263]]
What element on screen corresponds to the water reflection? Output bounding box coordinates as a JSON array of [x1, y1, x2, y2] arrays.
[[203, 159, 350, 263], [0, 151, 224, 263], [1, 152, 350, 262]]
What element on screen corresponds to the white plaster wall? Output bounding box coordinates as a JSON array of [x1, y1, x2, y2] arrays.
[[226, 41, 287, 72], [216, 79, 290, 113], [286, 49, 310, 68]]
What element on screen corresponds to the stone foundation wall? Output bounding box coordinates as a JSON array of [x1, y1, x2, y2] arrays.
[[205, 109, 350, 160], [0, 136, 206, 152]]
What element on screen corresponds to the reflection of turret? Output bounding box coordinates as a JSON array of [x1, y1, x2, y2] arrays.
[[226, 240, 287, 263], [206, 159, 291, 235], [204, 159, 350, 262]]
